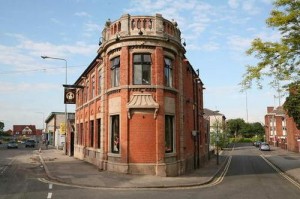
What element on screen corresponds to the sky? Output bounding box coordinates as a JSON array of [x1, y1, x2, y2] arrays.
[[0, 0, 282, 130]]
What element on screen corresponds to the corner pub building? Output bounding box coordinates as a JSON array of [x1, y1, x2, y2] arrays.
[[73, 14, 206, 176]]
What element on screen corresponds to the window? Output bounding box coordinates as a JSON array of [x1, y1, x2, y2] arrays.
[[84, 83, 88, 103], [111, 115, 120, 153], [90, 120, 94, 147], [98, 69, 102, 95], [133, 54, 151, 85], [91, 77, 95, 98], [76, 124, 79, 144], [165, 115, 174, 153], [164, 57, 173, 87], [97, 119, 101, 149], [86, 81, 89, 101], [111, 56, 120, 87], [85, 122, 88, 146], [80, 123, 83, 145]]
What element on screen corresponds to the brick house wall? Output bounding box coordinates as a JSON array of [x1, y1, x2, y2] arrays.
[[73, 14, 205, 176], [286, 115, 300, 152], [265, 106, 300, 152]]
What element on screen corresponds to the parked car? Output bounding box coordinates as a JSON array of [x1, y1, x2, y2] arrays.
[[260, 143, 270, 151], [254, 141, 262, 147], [7, 141, 18, 149], [25, 140, 36, 148]]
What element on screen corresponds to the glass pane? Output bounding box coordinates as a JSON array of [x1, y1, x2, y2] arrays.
[[111, 70, 114, 87], [165, 116, 173, 153], [114, 57, 120, 65], [112, 116, 119, 153], [134, 64, 142, 84], [143, 54, 151, 63], [169, 68, 173, 87], [164, 58, 170, 65], [164, 67, 169, 86], [115, 67, 120, 86], [142, 65, 150, 84], [133, 54, 141, 63]]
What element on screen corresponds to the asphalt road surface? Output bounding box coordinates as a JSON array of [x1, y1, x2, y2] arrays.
[[0, 142, 49, 199], [1, 143, 300, 199]]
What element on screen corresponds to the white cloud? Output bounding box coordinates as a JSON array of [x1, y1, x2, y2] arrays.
[[50, 18, 64, 25], [75, 11, 91, 17], [0, 82, 58, 92], [255, 31, 281, 42], [189, 42, 220, 52], [227, 0, 262, 15], [84, 22, 101, 33], [0, 33, 96, 71], [227, 35, 253, 51], [228, 0, 239, 9]]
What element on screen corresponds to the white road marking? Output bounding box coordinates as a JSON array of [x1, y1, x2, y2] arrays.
[[49, 184, 53, 189], [47, 192, 52, 199], [261, 154, 300, 190]]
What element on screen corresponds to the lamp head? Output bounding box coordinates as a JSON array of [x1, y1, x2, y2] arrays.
[[41, 56, 48, 59]]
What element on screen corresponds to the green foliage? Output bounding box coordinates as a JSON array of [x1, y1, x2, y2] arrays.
[[283, 81, 300, 129], [241, 0, 300, 129], [0, 121, 4, 133], [226, 119, 264, 138], [226, 118, 245, 136], [241, 0, 300, 90]]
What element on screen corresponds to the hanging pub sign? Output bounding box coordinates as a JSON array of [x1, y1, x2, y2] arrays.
[[64, 88, 76, 104]]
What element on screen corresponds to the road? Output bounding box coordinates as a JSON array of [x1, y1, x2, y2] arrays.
[[0, 142, 49, 199], [1, 143, 300, 199]]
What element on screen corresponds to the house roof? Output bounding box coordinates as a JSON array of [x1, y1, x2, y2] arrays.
[[267, 106, 285, 116], [203, 108, 223, 116], [45, 112, 65, 123], [13, 125, 36, 133]]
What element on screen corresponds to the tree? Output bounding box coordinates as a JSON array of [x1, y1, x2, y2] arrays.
[[241, 0, 300, 127], [226, 119, 264, 138], [226, 118, 246, 137], [283, 81, 300, 129], [0, 121, 4, 133]]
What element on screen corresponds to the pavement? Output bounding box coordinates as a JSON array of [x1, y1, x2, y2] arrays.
[[34, 144, 300, 189]]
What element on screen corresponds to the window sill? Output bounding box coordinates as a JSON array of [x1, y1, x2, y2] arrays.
[[165, 152, 176, 157], [108, 152, 121, 158]]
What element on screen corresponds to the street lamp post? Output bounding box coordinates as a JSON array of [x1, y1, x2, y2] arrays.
[[35, 111, 45, 144], [212, 111, 220, 165], [35, 112, 45, 130], [41, 56, 68, 155]]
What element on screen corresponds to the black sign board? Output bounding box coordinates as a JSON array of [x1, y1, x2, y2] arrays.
[[64, 88, 76, 104]]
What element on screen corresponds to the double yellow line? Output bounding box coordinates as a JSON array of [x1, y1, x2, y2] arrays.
[[261, 154, 300, 190]]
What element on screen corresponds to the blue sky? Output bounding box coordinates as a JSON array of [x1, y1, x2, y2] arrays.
[[0, 0, 281, 130]]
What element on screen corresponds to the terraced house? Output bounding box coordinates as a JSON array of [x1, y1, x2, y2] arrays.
[[72, 14, 206, 176]]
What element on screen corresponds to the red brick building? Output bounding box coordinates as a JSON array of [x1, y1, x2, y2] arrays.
[[73, 14, 206, 176], [13, 125, 36, 136], [265, 106, 300, 152], [12, 125, 41, 140]]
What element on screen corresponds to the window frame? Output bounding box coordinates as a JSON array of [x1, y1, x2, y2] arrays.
[[164, 57, 173, 87], [98, 69, 102, 95], [111, 56, 120, 87], [91, 76, 95, 98], [133, 54, 152, 85], [111, 115, 120, 153], [90, 120, 94, 147], [97, 119, 101, 149], [165, 115, 175, 153]]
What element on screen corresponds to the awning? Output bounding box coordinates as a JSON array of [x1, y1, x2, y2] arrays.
[[127, 94, 159, 119]]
